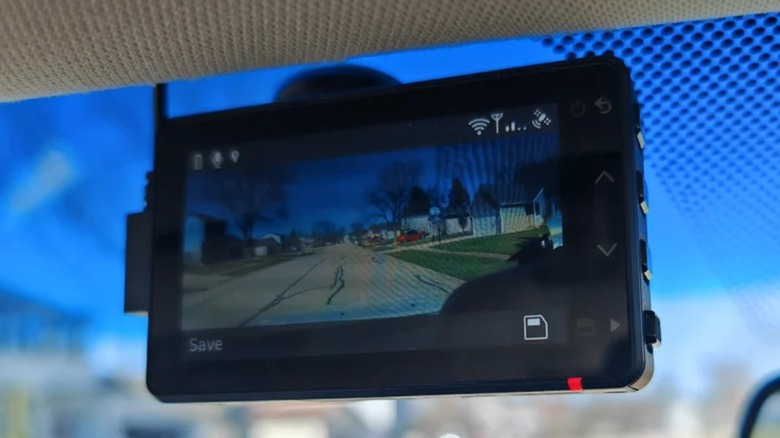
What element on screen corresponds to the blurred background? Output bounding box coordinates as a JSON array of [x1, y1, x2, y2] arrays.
[[1, 12, 780, 438]]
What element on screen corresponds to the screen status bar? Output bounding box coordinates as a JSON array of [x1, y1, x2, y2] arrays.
[[187, 104, 558, 171]]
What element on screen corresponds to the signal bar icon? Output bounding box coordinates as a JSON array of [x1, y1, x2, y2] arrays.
[[491, 112, 504, 134], [505, 121, 527, 132], [468, 118, 490, 135]]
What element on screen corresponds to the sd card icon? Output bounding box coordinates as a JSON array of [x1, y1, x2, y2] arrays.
[[523, 314, 549, 341]]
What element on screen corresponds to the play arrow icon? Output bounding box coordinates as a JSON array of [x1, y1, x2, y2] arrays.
[[597, 243, 617, 257], [610, 319, 620, 332], [594, 171, 614, 185]]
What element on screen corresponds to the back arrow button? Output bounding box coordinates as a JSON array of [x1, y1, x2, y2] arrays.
[[595, 96, 612, 114]]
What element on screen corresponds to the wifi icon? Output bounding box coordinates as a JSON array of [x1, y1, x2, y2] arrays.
[[468, 118, 490, 135]]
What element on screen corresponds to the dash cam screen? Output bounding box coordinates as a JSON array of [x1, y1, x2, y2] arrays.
[[180, 105, 562, 332]]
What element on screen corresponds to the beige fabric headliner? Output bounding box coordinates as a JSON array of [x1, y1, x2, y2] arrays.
[[2, 0, 779, 101]]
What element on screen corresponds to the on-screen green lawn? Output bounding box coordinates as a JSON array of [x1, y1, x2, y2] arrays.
[[395, 232, 470, 248], [368, 232, 471, 252], [389, 250, 512, 281], [433, 227, 549, 256]]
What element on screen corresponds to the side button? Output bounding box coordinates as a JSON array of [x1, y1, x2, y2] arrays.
[[634, 103, 645, 150], [638, 172, 649, 215], [640, 239, 652, 282], [643, 310, 662, 349], [637, 130, 646, 150]]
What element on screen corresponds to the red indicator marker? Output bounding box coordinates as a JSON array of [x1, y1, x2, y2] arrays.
[[567, 377, 583, 392]]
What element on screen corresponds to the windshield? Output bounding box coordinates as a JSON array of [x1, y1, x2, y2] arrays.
[[2, 12, 779, 438]]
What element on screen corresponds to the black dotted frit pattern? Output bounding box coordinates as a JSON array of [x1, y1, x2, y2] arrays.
[[542, 14, 780, 341]]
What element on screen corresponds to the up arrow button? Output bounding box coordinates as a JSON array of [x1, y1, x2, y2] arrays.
[[594, 171, 614, 185]]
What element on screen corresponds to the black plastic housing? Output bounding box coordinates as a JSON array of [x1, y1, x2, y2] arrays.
[[146, 57, 655, 402]]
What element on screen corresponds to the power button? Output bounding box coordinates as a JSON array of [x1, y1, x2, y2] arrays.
[[570, 100, 586, 118]]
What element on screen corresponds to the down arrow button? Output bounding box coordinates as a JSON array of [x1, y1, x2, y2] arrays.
[[597, 243, 617, 257]]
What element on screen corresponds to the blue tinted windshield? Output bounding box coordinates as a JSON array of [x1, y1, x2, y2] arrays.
[[1, 12, 779, 438]]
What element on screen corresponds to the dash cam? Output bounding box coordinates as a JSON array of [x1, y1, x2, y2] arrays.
[[145, 56, 659, 402]]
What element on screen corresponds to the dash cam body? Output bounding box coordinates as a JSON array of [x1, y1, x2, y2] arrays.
[[146, 57, 657, 402]]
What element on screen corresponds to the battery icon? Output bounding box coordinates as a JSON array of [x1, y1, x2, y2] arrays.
[[523, 314, 549, 341], [192, 153, 203, 171]]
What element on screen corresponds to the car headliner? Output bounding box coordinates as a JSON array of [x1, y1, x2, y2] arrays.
[[1, 0, 779, 101]]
